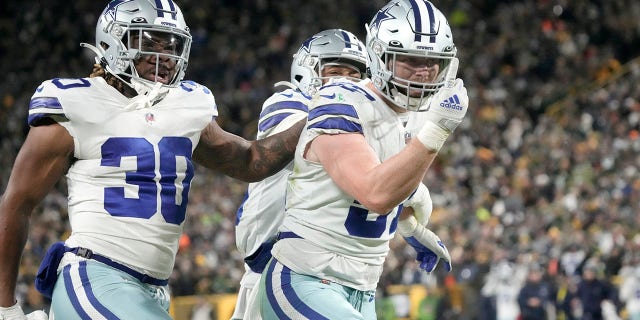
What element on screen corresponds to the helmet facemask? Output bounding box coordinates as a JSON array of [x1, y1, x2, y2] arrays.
[[88, 0, 192, 97], [125, 27, 190, 86], [296, 55, 367, 96], [102, 22, 191, 89], [290, 29, 368, 96], [319, 58, 366, 83], [381, 47, 454, 111]]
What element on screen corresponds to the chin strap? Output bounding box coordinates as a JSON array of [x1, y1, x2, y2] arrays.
[[125, 81, 168, 110], [81, 42, 169, 109], [391, 87, 429, 111]]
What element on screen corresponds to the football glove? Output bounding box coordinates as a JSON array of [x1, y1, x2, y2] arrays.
[[397, 215, 452, 273], [0, 302, 48, 320], [416, 58, 469, 151], [402, 183, 433, 226], [26, 311, 48, 320]]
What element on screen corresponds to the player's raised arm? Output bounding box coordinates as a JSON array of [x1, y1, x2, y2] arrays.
[[193, 118, 305, 182], [308, 127, 437, 214]]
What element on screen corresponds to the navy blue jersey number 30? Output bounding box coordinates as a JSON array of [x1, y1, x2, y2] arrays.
[[101, 137, 194, 225], [49, 78, 197, 226]]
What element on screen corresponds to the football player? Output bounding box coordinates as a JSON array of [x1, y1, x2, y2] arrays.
[[257, 0, 468, 319], [231, 28, 369, 320], [0, 0, 303, 319]]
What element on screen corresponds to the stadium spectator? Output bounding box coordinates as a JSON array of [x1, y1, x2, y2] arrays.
[[574, 261, 620, 320], [517, 265, 555, 320]]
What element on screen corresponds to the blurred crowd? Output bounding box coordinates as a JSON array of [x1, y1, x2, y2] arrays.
[[1, 0, 640, 318]]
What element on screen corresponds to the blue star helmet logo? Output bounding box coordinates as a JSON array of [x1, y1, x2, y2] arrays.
[[370, 3, 396, 32], [104, 0, 134, 20], [300, 34, 322, 53]]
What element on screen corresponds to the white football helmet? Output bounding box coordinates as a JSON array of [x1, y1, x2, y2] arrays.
[[366, 0, 457, 111], [291, 29, 368, 96], [91, 0, 191, 89]]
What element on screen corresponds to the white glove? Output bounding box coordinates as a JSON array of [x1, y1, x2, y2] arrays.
[[397, 215, 452, 273], [26, 311, 48, 320], [416, 58, 469, 151], [0, 302, 26, 320], [0, 302, 48, 320], [402, 183, 433, 226]]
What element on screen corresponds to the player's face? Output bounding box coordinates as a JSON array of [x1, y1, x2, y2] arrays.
[[131, 31, 182, 84], [320, 63, 363, 82], [391, 55, 441, 97]]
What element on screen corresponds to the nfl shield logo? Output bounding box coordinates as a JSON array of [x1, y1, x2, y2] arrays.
[[145, 112, 155, 125]]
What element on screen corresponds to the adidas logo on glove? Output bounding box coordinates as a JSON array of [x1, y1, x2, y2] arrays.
[[439, 94, 463, 111]]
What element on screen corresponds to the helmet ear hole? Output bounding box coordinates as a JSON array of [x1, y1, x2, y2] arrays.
[[100, 42, 110, 50]]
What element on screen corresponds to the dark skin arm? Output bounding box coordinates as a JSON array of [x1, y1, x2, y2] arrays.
[[193, 119, 305, 182], [0, 123, 73, 307]]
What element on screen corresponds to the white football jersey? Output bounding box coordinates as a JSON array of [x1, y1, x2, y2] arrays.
[[273, 79, 412, 290], [235, 88, 309, 257], [28, 77, 217, 279]]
